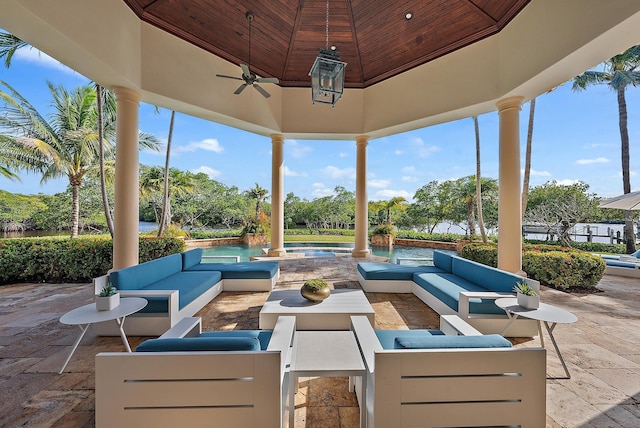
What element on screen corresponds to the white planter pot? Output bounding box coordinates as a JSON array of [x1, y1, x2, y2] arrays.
[[517, 292, 539, 309], [96, 293, 120, 311]]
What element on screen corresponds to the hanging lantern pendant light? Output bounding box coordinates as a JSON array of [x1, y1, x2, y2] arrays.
[[309, 0, 347, 107]]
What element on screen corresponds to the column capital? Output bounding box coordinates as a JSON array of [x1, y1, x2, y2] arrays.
[[356, 135, 369, 146], [112, 86, 141, 104], [270, 133, 285, 144], [496, 96, 524, 113]]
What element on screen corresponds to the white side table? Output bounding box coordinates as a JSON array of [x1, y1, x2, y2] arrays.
[[58, 297, 147, 374], [289, 331, 367, 428], [495, 297, 578, 379]]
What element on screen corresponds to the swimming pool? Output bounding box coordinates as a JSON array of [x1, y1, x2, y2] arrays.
[[201, 242, 453, 264]]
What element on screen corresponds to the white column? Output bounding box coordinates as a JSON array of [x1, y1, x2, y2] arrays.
[[112, 87, 141, 270], [268, 134, 286, 257], [496, 96, 524, 274], [352, 135, 371, 258]]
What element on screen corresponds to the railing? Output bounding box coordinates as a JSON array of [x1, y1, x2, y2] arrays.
[[201, 255, 240, 263]]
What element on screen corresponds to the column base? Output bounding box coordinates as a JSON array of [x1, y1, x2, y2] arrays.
[[351, 249, 371, 258], [267, 248, 287, 257]]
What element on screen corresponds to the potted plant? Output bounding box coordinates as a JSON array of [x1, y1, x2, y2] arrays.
[[300, 278, 331, 302], [513, 281, 539, 309], [96, 282, 120, 311]]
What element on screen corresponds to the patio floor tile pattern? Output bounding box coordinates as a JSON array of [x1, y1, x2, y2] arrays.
[[0, 255, 639, 426]]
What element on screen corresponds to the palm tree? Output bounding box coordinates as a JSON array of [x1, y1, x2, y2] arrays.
[[521, 97, 536, 218], [0, 33, 27, 68], [472, 116, 487, 243], [0, 80, 159, 237], [157, 110, 176, 237], [245, 183, 269, 220], [573, 45, 640, 253], [140, 166, 194, 233]]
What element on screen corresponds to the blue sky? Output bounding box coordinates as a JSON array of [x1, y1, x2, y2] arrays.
[[1, 43, 639, 201]]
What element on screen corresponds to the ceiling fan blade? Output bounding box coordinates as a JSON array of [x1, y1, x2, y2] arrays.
[[234, 84, 248, 95], [240, 64, 251, 78], [256, 77, 279, 84], [253, 83, 271, 98], [216, 74, 243, 81]]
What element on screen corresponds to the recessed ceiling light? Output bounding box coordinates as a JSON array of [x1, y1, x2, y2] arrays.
[[405, 12, 413, 20], [330, 45, 336, 51]]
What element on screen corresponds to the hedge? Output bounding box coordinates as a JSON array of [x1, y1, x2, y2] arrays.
[[523, 239, 626, 254], [460, 242, 606, 290], [0, 236, 185, 285]]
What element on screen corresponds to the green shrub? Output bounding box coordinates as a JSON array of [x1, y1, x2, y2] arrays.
[[524, 239, 625, 254], [283, 228, 355, 237], [371, 223, 396, 237], [395, 230, 465, 242], [189, 229, 242, 239], [460, 242, 606, 290], [0, 236, 185, 285]]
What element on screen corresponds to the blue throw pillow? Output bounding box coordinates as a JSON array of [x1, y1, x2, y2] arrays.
[[135, 336, 261, 352], [182, 248, 203, 270], [394, 334, 512, 349]]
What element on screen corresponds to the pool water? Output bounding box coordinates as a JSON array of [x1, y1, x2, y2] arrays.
[[201, 242, 452, 264]]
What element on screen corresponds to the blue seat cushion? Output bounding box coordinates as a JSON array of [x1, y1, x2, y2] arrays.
[[109, 253, 183, 290], [139, 271, 222, 313], [200, 330, 273, 351], [605, 259, 637, 268], [136, 336, 260, 352], [413, 272, 505, 315], [451, 256, 522, 293], [394, 334, 512, 349], [185, 261, 279, 279], [357, 262, 443, 281], [182, 248, 203, 270], [375, 329, 444, 350], [433, 251, 453, 272]]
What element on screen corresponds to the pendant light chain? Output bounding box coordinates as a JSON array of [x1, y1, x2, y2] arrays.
[[325, 0, 329, 50]]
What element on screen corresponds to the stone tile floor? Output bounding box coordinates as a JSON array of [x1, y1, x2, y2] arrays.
[[0, 255, 639, 427]]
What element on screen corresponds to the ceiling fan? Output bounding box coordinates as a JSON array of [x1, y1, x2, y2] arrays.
[[216, 11, 279, 98]]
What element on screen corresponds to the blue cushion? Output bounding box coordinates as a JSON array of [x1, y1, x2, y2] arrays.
[[630, 250, 640, 258], [138, 271, 222, 313], [109, 254, 183, 290], [605, 259, 637, 268], [136, 336, 260, 352], [433, 251, 453, 272], [413, 272, 505, 315], [200, 330, 273, 351], [451, 256, 521, 293], [357, 262, 444, 281], [182, 248, 203, 270], [394, 334, 512, 349], [375, 329, 443, 350], [185, 261, 279, 279]]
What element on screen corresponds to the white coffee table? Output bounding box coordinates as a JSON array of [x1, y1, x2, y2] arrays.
[[289, 331, 367, 428], [58, 297, 147, 374], [495, 297, 578, 379], [259, 288, 375, 330]]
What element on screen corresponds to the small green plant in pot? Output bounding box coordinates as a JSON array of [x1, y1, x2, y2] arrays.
[[513, 281, 539, 309], [96, 282, 120, 311], [301, 278, 330, 302]]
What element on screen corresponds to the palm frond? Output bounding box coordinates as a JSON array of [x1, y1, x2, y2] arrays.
[[572, 71, 610, 91], [0, 33, 28, 68]]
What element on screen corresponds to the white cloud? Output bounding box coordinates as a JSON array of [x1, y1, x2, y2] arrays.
[[401, 166, 416, 174], [284, 166, 308, 177], [175, 138, 224, 153], [372, 189, 413, 200], [14, 48, 78, 75], [322, 166, 356, 180], [286, 139, 312, 158], [394, 149, 404, 155], [410, 137, 440, 157], [521, 168, 552, 177], [191, 166, 221, 178], [402, 176, 418, 182], [339, 152, 349, 158], [556, 179, 580, 186], [311, 183, 333, 198], [576, 157, 609, 165], [368, 179, 390, 188]]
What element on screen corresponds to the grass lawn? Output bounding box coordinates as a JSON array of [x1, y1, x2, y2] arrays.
[[283, 234, 354, 243]]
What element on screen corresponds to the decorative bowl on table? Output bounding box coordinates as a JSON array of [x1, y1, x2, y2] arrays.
[[301, 279, 330, 302]]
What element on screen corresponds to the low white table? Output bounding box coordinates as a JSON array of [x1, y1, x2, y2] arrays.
[[58, 297, 147, 374], [259, 288, 375, 330], [289, 331, 367, 428], [495, 297, 578, 379]]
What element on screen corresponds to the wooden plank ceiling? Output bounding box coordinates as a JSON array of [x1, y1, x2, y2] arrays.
[[124, 0, 531, 88]]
